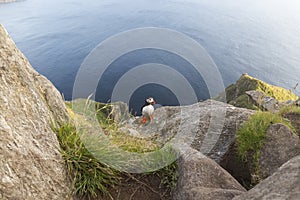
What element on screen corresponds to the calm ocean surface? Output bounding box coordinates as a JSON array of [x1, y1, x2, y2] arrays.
[[1, 0, 300, 113]]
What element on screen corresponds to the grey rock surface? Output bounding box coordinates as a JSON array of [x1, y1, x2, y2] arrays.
[[0, 24, 71, 199], [259, 123, 300, 178], [245, 90, 279, 112], [123, 100, 254, 163], [296, 98, 300, 106], [173, 148, 246, 200], [110, 101, 131, 124], [233, 155, 300, 200]]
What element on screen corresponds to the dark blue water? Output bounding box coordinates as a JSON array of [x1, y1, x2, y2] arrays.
[[1, 0, 300, 113]]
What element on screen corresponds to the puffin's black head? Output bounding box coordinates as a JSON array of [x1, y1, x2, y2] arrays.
[[146, 97, 156, 105]]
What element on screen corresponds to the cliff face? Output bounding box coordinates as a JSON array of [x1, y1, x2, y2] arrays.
[[0, 24, 71, 199]]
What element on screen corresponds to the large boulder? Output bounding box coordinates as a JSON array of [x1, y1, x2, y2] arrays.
[[0, 24, 71, 199], [173, 148, 246, 200], [233, 155, 300, 200], [125, 100, 254, 163]]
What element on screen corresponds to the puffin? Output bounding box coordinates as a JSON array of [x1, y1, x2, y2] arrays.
[[141, 97, 156, 124]]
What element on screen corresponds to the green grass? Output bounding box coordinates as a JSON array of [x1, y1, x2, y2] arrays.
[[155, 161, 178, 192], [55, 100, 180, 198], [236, 111, 295, 174], [53, 124, 119, 198], [279, 105, 300, 115]]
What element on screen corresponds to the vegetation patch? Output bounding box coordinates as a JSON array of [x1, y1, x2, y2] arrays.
[[236, 111, 295, 183], [228, 94, 259, 110], [279, 105, 300, 115], [54, 100, 179, 199], [53, 124, 119, 198], [153, 161, 178, 192]]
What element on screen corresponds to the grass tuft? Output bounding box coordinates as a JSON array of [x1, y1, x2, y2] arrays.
[[54, 124, 119, 198], [156, 161, 178, 192], [279, 105, 300, 115]]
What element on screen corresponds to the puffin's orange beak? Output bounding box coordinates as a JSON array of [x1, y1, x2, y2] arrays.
[[141, 117, 147, 123]]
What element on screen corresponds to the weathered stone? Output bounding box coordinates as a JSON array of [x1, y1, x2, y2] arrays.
[[233, 155, 300, 200], [220, 141, 252, 189], [245, 90, 279, 112], [110, 101, 131, 123], [259, 123, 300, 178], [173, 148, 246, 200], [0, 24, 71, 199], [124, 100, 254, 163]]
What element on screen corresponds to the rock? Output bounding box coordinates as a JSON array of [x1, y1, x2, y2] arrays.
[[296, 98, 300, 106], [233, 155, 300, 200], [245, 90, 279, 112], [123, 100, 254, 163], [173, 148, 246, 200], [224, 74, 298, 110], [119, 126, 143, 138], [284, 112, 300, 134], [259, 123, 300, 178], [110, 101, 131, 123], [220, 123, 300, 188], [0, 24, 71, 199], [220, 141, 252, 189]]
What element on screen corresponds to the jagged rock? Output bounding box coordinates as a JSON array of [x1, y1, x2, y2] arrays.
[[123, 100, 254, 163], [245, 90, 279, 112], [220, 123, 300, 188], [173, 148, 246, 200], [259, 123, 300, 178], [0, 24, 71, 199], [233, 155, 300, 200]]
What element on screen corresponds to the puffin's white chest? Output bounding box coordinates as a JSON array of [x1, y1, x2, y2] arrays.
[[142, 105, 154, 117]]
